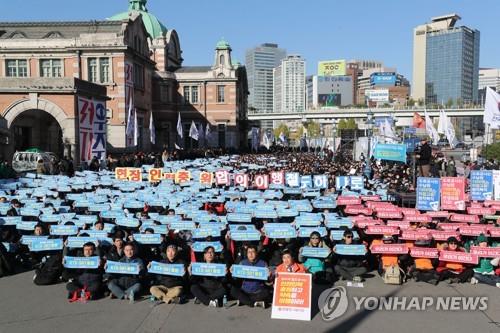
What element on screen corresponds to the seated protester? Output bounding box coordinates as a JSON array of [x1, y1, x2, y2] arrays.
[[262, 238, 298, 272], [408, 239, 439, 285], [228, 245, 270, 308], [7, 199, 21, 216], [470, 234, 500, 287], [133, 228, 163, 264], [190, 246, 228, 307], [372, 236, 407, 276], [298, 231, 332, 283], [437, 237, 474, 284], [276, 249, 307, 274], [333, 230, 367, 282], [105, 233, 125, 262], [66, 242, 104, 300], [148, 244, 185, 304], [106, 242, 145, 301]]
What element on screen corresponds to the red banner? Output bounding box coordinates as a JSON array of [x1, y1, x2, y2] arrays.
[[450, 214, 480, 223], [254, 174, 269, 190], [370, 244, 409, 254], [467, 207, 496, 216], [437, 223, 467, 231], [439, 250, 479, 264], [365, 225, 400, 235], [377, 211, 403, 219], [400, 230, 432, 240], [440, 177, 466, 211], [234, 173, 249, 188], [355, 219, 381, 228], [386, 220, 410, 229], [270, 171, 285, 185], [410, 247, 439, 258], [215, 170, 230, 185], [360, 195, 381, 202], [459, 226, 488, 236], [404, 215, 432, 223], [337, 196, 362, 206], [429, 230, 460, 241], [470, 246, 500, 258], [401, 208, 420, 216], [424, 211, 450, 218], [488, 227, 500, 237], [344, 206, 373, 216]]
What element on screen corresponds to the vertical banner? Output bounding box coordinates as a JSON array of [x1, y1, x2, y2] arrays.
[[215, 170, 230, 186], [470, 171, 493, 201], [125, 61, 135, 147], [416, 177, 440, 211], [148, 168, 163, 183], [440, 177, 466, 210], [271, 273, 312, 321], [175, 170, 191, 184], [493, 170, 500, 201], [78, 97, 107, 163]]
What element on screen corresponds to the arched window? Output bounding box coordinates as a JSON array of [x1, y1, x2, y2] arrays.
[[220, 54, 225, 66]]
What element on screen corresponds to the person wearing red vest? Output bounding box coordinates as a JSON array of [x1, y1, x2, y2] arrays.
[[437, 237, 474, 284]]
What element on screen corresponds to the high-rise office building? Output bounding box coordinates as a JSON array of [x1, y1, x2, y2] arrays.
[[245, 43, 286, 114], [412, 14, 480, 105], [273, 55, 306, 113]]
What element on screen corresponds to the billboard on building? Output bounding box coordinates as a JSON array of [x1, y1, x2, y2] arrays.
[[371, 72, 396, 86], [365, 89, 389, 102], [318, 60, 346, 76], [318, 94, 341, 107]]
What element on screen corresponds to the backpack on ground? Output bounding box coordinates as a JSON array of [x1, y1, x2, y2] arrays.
[[33, 253, 63, 285], [383, 265, 405, 285]]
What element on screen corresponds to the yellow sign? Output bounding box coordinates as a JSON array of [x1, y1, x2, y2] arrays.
[[318, 60, 346, 76]]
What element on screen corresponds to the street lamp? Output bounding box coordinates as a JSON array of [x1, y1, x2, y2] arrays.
[[364, 109, 375, 178]]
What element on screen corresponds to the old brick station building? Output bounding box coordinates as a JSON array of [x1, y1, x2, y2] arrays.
[[0, 0, 248, 164]]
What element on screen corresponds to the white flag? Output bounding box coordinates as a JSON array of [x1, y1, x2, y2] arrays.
[[437, 109, 446, 134], [198, 123, 205, 146], [125, 95, 134, 137], [424, 109, 439, 145], [383, 119, 396, 142], [279, 132, 286, 143], [484, 87, 500, 129], [133, 108, 138, 146], [149, 112, 155, 144], [262, 133, 271, 150], [443, 110, 457, 148], [189, 121, 199, 141], [175, 143, 182, 150], [378, 121, 386, 139], [177, 112, 183, 138], [205, 124, 211, 139]]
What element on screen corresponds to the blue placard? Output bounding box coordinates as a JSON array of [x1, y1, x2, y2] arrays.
[[312, 199, 337, 209], [168, 221, 196, 231], [336, 176, 350, 190], [88, 204, 110, 212], [63, 256, 100, 269], [301, 246, 331, 258], [227, 213, 252, 223], [192, 226, 221, 239], [335, 244, 366, 256], [67, 237, 99, 248], [21, 235, 48, 246], [470, 170, 493, 201], [350, 176, 364, 191], [16, 221, 38, 231], [116, 218, 140, 228], [416, 177, 441, 211], [298, 226, 327, 237], [75, 215, 98, 224], [20, 208, 39, 217], [231, 264, 269, 281], [230, 227, 262, 241], [39, 214, 61, 223], [0, 216, 22, 226], [50, 225, 79, 236], [404, 137, 421, 153], [312, 175, 328, 189], [300, 175, 313, 189], [373, 143, 407, 163], [148, 261, 185, 276], [192, 241, 223, 252], [105, 260, 140, 275], [30, 238, 64, 252], [84, 230, 109, 240], [133, 233, 162, 245], [101, 210, 126, 219], [264, 223, 297, 239], [191, 262, 226, 277], [254, 209, 278, 219]]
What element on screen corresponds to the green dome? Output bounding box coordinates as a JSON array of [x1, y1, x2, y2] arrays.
[[216, 38, 231, 50], [108, 0, 167, 39]]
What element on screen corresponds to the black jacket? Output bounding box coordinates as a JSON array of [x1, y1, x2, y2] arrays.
[[151, 257, 186, 288]]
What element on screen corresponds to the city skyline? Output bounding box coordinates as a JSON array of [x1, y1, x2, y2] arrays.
[[2, 0, 500, 80]]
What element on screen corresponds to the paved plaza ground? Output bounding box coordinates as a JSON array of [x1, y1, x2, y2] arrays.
[[0, 271, 499, 333]]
